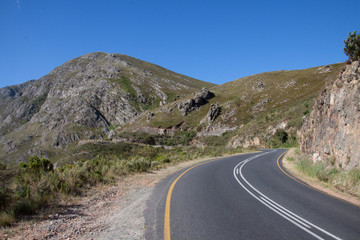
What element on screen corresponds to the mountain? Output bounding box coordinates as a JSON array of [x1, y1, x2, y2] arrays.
[[0, 52, 215, 162], [0, 51, 345, 164]]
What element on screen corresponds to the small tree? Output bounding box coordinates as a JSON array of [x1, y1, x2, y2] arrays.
[[344, 31, 360, 61]]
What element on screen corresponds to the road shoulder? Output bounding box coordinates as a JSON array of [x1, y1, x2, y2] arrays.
[[282, 148, 360, 207]]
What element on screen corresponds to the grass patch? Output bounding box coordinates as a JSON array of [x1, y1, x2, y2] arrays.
[[108, 76, 137, 96]]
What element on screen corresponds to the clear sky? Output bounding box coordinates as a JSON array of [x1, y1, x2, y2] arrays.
[[1, 0, 359, 88]]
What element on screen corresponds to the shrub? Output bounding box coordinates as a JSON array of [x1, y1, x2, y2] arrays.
[[0, 186, 11, 211], [13, 198, 38, 215], [0, 211, 15, 226], [269, 129, 288, 148], [349, 168, 360, 186], [20, 156, 53, 177], [344, 31, 360, 61]]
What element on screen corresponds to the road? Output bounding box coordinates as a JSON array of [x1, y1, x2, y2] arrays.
[[145, 149, 360, 240]]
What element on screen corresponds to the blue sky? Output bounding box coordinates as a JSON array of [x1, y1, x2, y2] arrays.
[[1, 0, 359, 88]]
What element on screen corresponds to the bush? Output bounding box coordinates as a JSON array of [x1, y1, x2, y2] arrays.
[[268, 129, 288, 148], [349, 168, 360, 185], [13, 198, 38, 215], [344, 31, 360, 61], [0, 212, 15, 226], [0, 186, 11, 211]]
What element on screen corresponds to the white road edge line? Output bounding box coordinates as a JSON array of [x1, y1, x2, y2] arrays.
[[233, 151, 342, 240]]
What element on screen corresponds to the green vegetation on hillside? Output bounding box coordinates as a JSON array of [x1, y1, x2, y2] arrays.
[[123, 62, 344, 150], [109, 76, 137, 96]]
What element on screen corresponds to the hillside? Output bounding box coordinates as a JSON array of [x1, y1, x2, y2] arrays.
[[0, 52, 345, 164], [121, 62, 345, 148], [0, 52, 215, 163]]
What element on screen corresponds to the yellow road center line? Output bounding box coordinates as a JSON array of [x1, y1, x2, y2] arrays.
[[164, 151, 262, 240], [164, 160, 214, 240]]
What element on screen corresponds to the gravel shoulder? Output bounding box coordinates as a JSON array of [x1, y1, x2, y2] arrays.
[[0, 156, 219, 240]]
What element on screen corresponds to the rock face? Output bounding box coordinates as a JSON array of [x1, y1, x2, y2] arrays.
[[177, 88, 215, 116], [299, 61, 360, 169], [0, 52, 214, 162], [227, 136, 263, 148], [205, 102, 221, 123]]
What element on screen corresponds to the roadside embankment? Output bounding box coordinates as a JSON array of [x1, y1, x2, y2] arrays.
[[282, 148, 360, 207]]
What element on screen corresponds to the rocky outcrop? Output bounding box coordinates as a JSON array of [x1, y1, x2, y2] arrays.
[[197, 123, 237, 136], [147, 112, 154, 122], [226, 135, 263, 148], [252, 80, 265, 92], [134, 123, 182, 136], [252, 98, 270, 112], [299, 61, 360, 169], [177, 88, 215, 116], [200, 102, 221, 124], [206, 102, 221, 123]]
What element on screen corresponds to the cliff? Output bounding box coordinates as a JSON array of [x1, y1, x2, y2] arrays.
[[299, 61, 360, 169]]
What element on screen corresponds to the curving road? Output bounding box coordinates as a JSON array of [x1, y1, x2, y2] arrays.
[[145, 149, 360, 240]]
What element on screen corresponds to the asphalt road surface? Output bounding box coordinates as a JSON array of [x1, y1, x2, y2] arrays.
[[145, 149, 360, 240]]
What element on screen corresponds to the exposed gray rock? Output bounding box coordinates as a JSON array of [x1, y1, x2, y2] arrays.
[[201, 102, 221, 124], [284, 79, 297, 88], [107, 130, 115, 140], [135, 124, 182, 136], [177, 88, 215, 116], [316, 65, 332, 74], [197, 123, 237, 136], [252, 98, 270, 111], [226, 135, 263, 148], [207, 102, 221, 123], [147, 112, 154, 122], [252, 80, 265, 92]]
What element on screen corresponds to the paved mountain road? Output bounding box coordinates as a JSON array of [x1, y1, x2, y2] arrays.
[[145, 150, 360, 240]]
